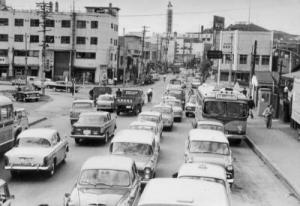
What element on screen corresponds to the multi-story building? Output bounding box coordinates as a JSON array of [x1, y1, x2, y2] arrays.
[[0, 2, 119, 83]]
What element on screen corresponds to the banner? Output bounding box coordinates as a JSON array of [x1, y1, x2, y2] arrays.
[[292, 78, 300, 124]]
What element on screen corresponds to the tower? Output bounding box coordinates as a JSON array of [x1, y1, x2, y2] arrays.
[[166, 1, 173, 35]]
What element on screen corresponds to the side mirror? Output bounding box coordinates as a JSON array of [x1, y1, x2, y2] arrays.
[[172, 172, 178, 178]]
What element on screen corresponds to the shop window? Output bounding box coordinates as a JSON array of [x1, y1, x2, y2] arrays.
[[0, 34, 8, 42], [77, 20, 86, 28], [61, 20, 71, 28], [30, 19, 39, 27], [30, 35, 39, 43], [91, 21, 98, 29], [76, 52, 96, 59], [262, 55, 270, 65], [239, 54, 247, 64], [0, 49, 8, 56], [61, 36, 70, 44], [0, 18, 8, 26], [15, 19, 24, 27], [14, 34, 24, 42]]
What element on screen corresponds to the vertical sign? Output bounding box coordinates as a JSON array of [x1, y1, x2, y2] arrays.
[[213, 16, 225, 31]]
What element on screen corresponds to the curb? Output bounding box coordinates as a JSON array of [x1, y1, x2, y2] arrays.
[[29, 117, 47, 127], [244, 135, 300, 201]]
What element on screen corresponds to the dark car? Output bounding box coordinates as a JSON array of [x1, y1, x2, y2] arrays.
[[116, 90, 145, 115], [54, 81, 79, 93], [13, 85, 40, 102]]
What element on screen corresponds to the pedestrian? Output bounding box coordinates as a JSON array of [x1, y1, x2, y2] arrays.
[[248, 96, 255, 119], [283, 84, 288, 99], [263, 105, 274, 129], [163, 75, 167, 82], [116, 88, 122, 97], [147, 88, 153, 103], [242, 88, 247, 96]]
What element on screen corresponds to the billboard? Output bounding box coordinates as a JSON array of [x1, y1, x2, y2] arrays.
[[213, 16, 225, 31]]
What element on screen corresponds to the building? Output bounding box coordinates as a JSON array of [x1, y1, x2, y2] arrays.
[[166, 2, 173, 35], [0, 2, 119, 83]]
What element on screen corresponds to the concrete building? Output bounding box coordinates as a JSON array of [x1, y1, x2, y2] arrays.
[[0, 2, 119, 83]]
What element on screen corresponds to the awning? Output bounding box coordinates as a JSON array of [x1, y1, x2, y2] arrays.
[[254, 71, 275, 87], [282, 71, 300, 79]]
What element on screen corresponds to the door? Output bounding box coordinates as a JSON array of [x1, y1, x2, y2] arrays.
[[257, 88, 272, 116]]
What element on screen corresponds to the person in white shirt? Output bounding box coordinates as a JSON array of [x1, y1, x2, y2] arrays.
[[147, 88, 153, 103]]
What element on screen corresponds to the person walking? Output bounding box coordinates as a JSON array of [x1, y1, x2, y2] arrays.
[[263, 105, 274, 129], [147, 88, 153, 103], [116, 88, 122, 97], [163, 75, 167, 82], [248, 96, 255, 119]]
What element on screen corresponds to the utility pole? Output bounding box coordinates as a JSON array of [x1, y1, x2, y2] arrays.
[[250, 40, 257, 84], [141, 26, 148, 78], [276, 60, 283, 118], [228, 34, 233, 85], [156, 34, 159, 64], [24, 33, 28, 85], [182, 40, 186, 68], [36, 1, 52, 95]]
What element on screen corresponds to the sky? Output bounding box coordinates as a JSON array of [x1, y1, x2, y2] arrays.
[[5, 0, 300, 35]]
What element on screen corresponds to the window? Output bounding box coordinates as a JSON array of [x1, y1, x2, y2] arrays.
[[45, 19, 55, 27], [90, 37, 98, 45], [76, 52, 96, 59], [110, 53, 113, 61], [0, 34, 8, 42], [14, 50, 39, 57], [0, 18, 8, 26], [77, 20, 86, 28], [224, 54, 233, 64], [30, 35, 39, 43], [15, 19, 24, 27], [255, 55, 260, 65], [14, 34, 24, 42], [111, 23, 113, 29], [110, 38, 113, 44], [91, 21, 98, 29], [61, 20, 71, 28], [46, 35, 54, 43], [239, 54, 247, 64], [30, 19, 39, 27], [114, 54, 117, 61], [0, 50, 8, 56], [28, 50, 39, 57], [14, 50, 27, 56], [76, 36, 86, 44], [61, 36, 70, 44], [262, 55, 270, 65], [114, 24, 118, 32]]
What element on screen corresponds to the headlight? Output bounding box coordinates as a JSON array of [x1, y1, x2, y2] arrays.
[[43, 156, 50, 166], [144, 167, 152, 179]]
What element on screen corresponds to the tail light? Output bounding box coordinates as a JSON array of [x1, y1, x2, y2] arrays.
[[4, 156, 9, 166]]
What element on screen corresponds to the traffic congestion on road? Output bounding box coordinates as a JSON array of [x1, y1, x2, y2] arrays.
[[0, 72, 299, 206]]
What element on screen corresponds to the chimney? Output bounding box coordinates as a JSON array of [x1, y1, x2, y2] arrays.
[[49, 2, 53, 12], [55, 1, 58, 12], [201, 25, 204, 33], [109, 3, 112, 8]]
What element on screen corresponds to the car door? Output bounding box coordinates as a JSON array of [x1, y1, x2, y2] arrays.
[[52, 133, 65, 164]]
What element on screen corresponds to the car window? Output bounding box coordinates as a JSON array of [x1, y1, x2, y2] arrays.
[[18, 137, 51, 148], [112, 142, 153, 156]]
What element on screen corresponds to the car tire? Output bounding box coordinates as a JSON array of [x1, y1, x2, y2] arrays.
[[138, 105, 142, 113], [47, 162, 56, 177], [134, 107, 139, 116], [75, 138, 81, 145]]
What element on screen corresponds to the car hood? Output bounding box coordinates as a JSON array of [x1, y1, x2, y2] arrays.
[[188, 153, 231, 167], [73, 187, 129, 206], [186, 103, 196, 107]]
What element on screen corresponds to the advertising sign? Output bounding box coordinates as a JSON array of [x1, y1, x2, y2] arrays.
[[213, 16, 225, 31], [207, 50, 223, 59]]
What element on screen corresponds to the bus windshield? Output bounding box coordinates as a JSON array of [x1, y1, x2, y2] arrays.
[[203, 101, 248, 118]]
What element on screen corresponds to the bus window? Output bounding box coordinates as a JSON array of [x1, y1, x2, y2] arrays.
[[204, 101, 225, 116], [226, 102, 248, 118]]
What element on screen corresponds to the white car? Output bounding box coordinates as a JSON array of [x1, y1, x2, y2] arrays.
[[184, 129, 234, 184], [70, 99, 95, 125], [4, 128, 69, 177], [96, 93, 115, 112], [185, 95, 200, 117], [163, 97, 183, 122], [129, 120, 161, 144], [138, 111, 163, 136], [192, 120, 225, 132], [152, 103, 174, 130]]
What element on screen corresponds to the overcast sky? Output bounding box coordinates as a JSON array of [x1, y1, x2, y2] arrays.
[[6, 0, 300, 35]]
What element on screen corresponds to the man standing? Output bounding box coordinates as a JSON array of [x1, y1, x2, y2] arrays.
[[147, 88, 153, 103], [116, 88, 122, 97], [263, 105, 274, 129], [248, 96, 255, 119]]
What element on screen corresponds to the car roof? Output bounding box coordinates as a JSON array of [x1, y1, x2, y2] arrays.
[[112, 129, 155, 145], [18, 128, 57, 140], [81, 155, 134, 171], [139, 111, 161, 117], [14, 107, 25, 112], [73, 99, 93, 104], [0, 95, 12, 106], [130, 121, 157, 127], [177, 163, 227, 181], [197, 120, 224, 127], [189, 129, 228, 143], [79, 111, 108, 117], [153, 103, 172, 109], [99, 93, 114, 97], [138, 178, 229, 206]]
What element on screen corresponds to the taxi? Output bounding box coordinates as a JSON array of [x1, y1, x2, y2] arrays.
[[69, 99, 95, 125], [152, 103, 174, 130], [138, 178, 231, 206], [110, 129, 159, 185], [129, 120, 161, 144], [185, 94, 200, 118], [192, 120, 225, 133], [163, 97, 183, 122], [64, 156, 141, 206], [184, 129, 234, 184], [138, 111, 163, 136]]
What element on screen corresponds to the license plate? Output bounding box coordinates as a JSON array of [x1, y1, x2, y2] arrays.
[[83, 130, 91, 135], [126, 106, 131, 109], [20, 158, 31, 165]]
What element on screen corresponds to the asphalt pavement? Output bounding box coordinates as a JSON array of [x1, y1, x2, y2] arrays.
[[0, 74, 299, 206]]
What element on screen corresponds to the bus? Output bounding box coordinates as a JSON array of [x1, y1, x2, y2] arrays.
[[195, 87, 249, 144], [0, 96, 14, 153]]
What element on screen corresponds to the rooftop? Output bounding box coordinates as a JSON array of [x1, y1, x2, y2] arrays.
[[226, 23, 269, 32], [189, 129, 228, 143], [112, 129, 155, 145], [18, 128, 57, 140]]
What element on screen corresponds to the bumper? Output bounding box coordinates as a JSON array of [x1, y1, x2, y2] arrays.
[[185, 110, 195, 116], [70, 134, 105, 139], [225, 134, 246, 140], [117, 105, 134, 112], [5, 165, 50, 171]]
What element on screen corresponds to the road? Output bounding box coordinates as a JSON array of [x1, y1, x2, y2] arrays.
[[0, 75, 299, 206]]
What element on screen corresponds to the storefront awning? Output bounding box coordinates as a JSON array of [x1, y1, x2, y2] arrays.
[[254, 71, 275, 87]]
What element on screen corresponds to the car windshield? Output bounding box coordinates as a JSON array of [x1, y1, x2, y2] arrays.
[[138, 115, 159, 123], [188, 96, 197, 104], [203, 101, 225, 116], [152, 107, 172, 114], [189, 141, 229, 155], [165, 100, 181, 107], [203, 101, 248, 118], [112, 142, 153, 156], [78, 115, 106, 124], [197, 124, 224, 132], [73, 102, 93, 109], [178, 176, 226, 186], [130, 125, 156, 133], [99, 96, 114, 101], [79, 169, 130, 187], [17, 137, 51, 148]]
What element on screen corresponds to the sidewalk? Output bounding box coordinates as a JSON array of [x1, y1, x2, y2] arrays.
[[246, 115, 300, 200]]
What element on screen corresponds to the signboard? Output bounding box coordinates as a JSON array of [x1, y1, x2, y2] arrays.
[[213, 16, 225, 31], [292, 78, 300, 124], [207, 50, 223, 59], [216, 93, 237, 100]]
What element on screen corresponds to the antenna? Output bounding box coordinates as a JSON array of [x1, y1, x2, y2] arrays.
[[248, 0, 251, 24]]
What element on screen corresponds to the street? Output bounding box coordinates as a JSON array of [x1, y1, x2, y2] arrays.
[[0, 75, 299, 206]]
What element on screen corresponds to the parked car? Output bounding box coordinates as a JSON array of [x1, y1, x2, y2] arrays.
[[4, 128, 69, 177], [184, 129, 234, 184], [138, 111, 163, 136], [163, 97, 183, 122], [173, 162, 232, 188], [151, 104, 174, 130], [69, 99, 95, 125], [0, 179, 14, 205], [116, 90, 144, 115], [110, 129, 159, 185], [185, 94, 200, 117], [13, 85, 40, 102], [191, 78, 202, 89], [129, 120, 161, 144], [138, 178, 231, 206], [64, 156, 141, 206], [11, 78, 26, 85], [96, 93, 116, 112], [54, 81, 79, 93], [70, 111, 117, 144], [192, 120, 225, 132], [13, 108, 29, 141]]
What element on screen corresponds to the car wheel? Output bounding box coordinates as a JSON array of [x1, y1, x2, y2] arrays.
[[75, 138, 81, 145], [134, 107, 138, 116], [47, 162, 56, 177]]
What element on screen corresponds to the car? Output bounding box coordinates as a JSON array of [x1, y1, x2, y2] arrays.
[[163, 97, 183, 122], [184, 129, 234, 184], [13, 85, 40, 102], [70, 111, 117, 144], [89, 86, 112, 103], [151, 104, 174, 130], [185, 94, 200, 118], [110, 129, 159, 185], [173, 162, 232, 189], [4, 128, 69, 177], [129, 121, 161, 144], [69, 99, 95, 125], [0, 179, 14, 205], [11, 78, 26, 85], [191, 78, 201, 89], [116, 89, 144, 115], [64, 156, 141, 206], [13, 108, 29, 141], [164, 88, 186, 108], [138, 178, 231, 206], [54, 81, 80, 93], [150, 72, 160, 81], [138, 111, 163, 136], [192, 120, 225, 132], [96, 93, 116, 112]]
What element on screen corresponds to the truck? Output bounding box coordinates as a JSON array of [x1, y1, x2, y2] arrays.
[[116, 89, 145, 115]]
